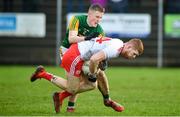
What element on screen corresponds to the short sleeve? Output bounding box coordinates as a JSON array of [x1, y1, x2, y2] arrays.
[[68, 16, 79, 31]]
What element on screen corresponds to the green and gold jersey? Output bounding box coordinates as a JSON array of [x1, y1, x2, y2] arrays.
[[61, 15, 105, 48]]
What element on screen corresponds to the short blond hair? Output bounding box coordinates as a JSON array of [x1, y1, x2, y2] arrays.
[[129, 38, 144, 55], [89, 3, 105, 13]]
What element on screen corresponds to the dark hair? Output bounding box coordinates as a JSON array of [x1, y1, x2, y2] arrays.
[[89, 3, 105, 13]]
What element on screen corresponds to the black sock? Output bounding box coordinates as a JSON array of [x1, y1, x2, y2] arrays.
[[103, 94, 110, 100], [68, 101, 75, 107]]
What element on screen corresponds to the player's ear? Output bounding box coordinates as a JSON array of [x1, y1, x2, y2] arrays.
[[126, 43, 132, 49]]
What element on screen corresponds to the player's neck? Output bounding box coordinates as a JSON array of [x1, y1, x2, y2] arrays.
[[120, 44, 126, 55]]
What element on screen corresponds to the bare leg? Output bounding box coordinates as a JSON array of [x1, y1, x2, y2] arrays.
[[96, 70, 125, 112], [68, 94, 78, 103], [31, 65, 98, 113], [66, 72, 97, 112], [30, 65, 67, 90], [66, 73, 97, 94], [51, 75, 67, 90], [97, 70, 110, 99]]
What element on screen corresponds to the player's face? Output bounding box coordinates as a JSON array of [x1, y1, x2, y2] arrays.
[[88, 10, 104, 27], [123, 46, 139, 59]]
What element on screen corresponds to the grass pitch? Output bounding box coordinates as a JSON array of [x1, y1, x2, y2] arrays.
[[0, 65, 180, 116]]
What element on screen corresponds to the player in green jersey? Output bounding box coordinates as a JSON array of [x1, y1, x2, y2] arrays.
[[60, 5, 105, 54], [61, 15, 105, 48]]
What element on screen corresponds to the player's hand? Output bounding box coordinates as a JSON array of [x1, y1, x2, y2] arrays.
[[84, 32, 99, 41], [99, 60, 108, 71], [87, 73, 97, 82]]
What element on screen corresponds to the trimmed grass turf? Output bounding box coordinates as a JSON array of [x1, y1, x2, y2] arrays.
[[0, 65, 180, 116]]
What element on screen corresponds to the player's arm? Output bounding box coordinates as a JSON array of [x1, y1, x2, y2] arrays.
[[68, 16, 85, 43], [89, 51, 106, 74], [69, 30, 100, 43], [69, 30, 85, 43], [68, 16, 100, 43], [98, 30, 108, 71]]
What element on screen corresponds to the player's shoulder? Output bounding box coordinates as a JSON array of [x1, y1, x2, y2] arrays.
[[74, 15, 87, 20], [96, 23, 103, 30], [111, 38, 124, 47], [112, 38, 123, 43], [96, 24, 105, 36]]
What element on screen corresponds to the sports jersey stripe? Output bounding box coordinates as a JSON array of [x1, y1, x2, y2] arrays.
[[70, 17, 78, 30], [74, 20, 79, 31], [71, 18, 77, 29], [69, 16, 77, 30], [70, 55, 81, 75], [69, 16, 75, 30], [70, 55, 80, 75]]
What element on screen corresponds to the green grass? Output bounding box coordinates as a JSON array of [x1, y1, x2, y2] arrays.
[[0, 65, 180, 116]]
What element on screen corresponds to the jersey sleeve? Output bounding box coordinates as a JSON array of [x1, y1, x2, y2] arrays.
[[68, 16, 79, 31]]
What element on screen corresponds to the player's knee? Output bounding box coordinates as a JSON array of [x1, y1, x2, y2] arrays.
[[66, 73, 81, 94], [89, 81, 97, 90], [66, 88, 78, 95], [66, 85, 79, 94]]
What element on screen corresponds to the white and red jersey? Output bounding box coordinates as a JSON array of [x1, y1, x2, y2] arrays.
[[78, 37, 124, 60], [61, 37, 124, 77]]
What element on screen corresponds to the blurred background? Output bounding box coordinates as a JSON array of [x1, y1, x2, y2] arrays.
[[0, 0, 180, 67]]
